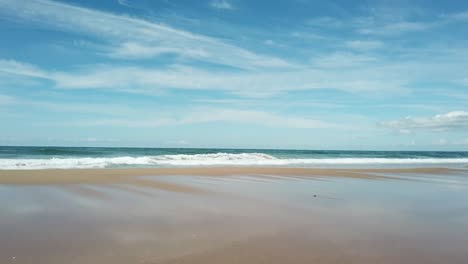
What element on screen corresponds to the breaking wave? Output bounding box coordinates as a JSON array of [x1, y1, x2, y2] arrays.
[[1, 152, 468, 169]]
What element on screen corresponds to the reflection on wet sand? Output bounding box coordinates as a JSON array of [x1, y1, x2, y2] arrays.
[[1, 167, 468, 263]]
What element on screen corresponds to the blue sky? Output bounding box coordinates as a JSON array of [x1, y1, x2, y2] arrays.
[[0, 0, 467, 150]]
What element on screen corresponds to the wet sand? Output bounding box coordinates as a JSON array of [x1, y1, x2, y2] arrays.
[[1, 167, 468, 263], [0, 166, 460, 185]]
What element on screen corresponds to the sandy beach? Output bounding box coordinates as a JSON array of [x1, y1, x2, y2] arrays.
[[2, 0, 468, 262], [0, 166, 459, 184], [1, 166, 468, 264]]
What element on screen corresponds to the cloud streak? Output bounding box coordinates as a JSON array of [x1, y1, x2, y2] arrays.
[[210, 0, 233, 10], [304, 7, 466, 37], [0, 0, 290, 69], [1, 1, 467, 99], [0, 94, 15, 105], [346, 40, 383, 50], [0, 94, 335, 129], [69, 108, 333, 129], [117, 0, 131, 7], [0, 60, 47, 78], [380, 111, 468, 132], [0, 59, 409, 97]]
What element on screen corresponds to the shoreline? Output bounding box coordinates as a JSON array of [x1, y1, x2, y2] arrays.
[[2, 166, 468, 263], [0, 166, 462, 185]]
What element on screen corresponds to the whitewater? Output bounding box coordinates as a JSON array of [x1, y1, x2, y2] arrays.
[[1, 152, 468, 170]]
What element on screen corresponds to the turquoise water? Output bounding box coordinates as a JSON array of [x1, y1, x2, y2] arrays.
[[1, 146, 468, 169]]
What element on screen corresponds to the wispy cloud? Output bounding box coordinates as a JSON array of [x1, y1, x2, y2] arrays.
[[441, 10, 468, 22], [107, 42, 210, 59], [358, 21, 433, 36], [0, 94, 336, 129], [1, 1, 468, 149], [117, 0, 131, 7], [380, 111, 468, 132], [304, 7, 452, 37], [0, 93, 140, 117], [210, 0, 233, 10], [311, 52, 377, 68], [70, 108, 333, 129], [345, 40, 383, 50], [2, 1, 467, 99], [5, 40, 468, 99], [0, 59, 410, 97], [0, 0, 289, 69], [290, 31, 325, 40], [0, 59, 47, 78], [306, 17, 344, 28], [0, 94, 15, 105]]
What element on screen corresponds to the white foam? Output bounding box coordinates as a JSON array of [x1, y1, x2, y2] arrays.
[[1, 153, 468, 169]]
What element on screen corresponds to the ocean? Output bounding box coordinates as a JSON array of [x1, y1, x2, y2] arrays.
[[1, 146, 468, 169]]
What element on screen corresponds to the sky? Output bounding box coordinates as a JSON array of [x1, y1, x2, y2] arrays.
[[0, 0, 467, 150]]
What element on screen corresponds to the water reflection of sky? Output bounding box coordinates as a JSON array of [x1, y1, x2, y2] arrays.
[[1, 171, 468, 263]]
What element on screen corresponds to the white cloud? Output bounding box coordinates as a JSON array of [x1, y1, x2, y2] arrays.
[[434, 138, 448, 145], [346, 40, 383, 50], [290, 31, 325, 40], [380, 111, 468, 132], [306, 17, 343, 28], [459, 78, 468, 86], [210, 0, 233, 10], [0, 61, 408, 97], [10, 44, 468, 99], [174, 139, 190, 146], [107, 42, 210, 59], [441, 10, 468, 22], [117, 0, 131, 7], [398, 129, 412, 134], [0, 94, 15, 105], [430, 138, 468, 146], [305, 7, 442, 37], [358, 21, 432, 35], [1, 1, 466, 100], [311, 52, 377, 68], [69, 108, 334, 129], [1, 94, 336, 129], [264, 39, 275, 45], [0, 93, 141, 117], [0, 0, 289, 69], [196, 108, 332, 128], [0, 59, 47, 78]]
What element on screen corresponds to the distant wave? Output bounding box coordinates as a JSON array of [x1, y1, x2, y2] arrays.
[[1, 152, 468, 169], [35, 148, 102, 156]]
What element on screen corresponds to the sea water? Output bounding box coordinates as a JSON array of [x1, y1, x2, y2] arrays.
[[1, 146, 468, 169]]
